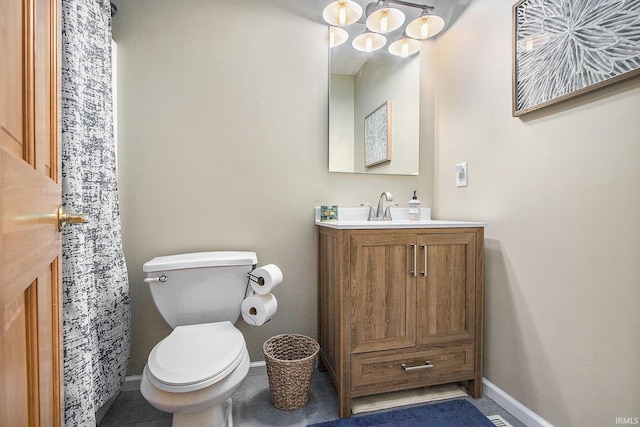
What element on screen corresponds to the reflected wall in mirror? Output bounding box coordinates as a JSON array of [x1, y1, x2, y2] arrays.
[[329, 47, 419, 174], [328, 2, 424, 175]]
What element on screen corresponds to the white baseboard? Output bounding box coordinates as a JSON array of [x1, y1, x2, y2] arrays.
[[483, 378, 554, 427], [122, 375, 142, 391]]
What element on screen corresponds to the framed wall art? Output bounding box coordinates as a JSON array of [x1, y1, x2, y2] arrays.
[[512, 0, 640, 116], [364, 101, 392, 167]]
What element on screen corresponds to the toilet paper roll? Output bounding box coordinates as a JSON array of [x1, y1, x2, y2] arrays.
[[241, 293, 278, 326], [249, 264, 283, 295]]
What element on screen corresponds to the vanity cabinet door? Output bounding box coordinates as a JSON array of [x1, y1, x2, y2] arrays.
[[416, 232, 477, 345], [350, 233, 417, 354]]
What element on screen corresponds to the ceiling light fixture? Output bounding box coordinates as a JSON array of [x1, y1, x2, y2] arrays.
[[330, 26, 349, 47], [323, 0, 445, 57], [405, 7, 445, 40], [365, 1, 405, 34], [322, 0, 363, 26], [352, 30, 387, 52], [388, 32, 420, 57]]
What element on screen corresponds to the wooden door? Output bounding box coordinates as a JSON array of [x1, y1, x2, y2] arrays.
[[350, 232, 417, 353], [1, 0, 63, 425], [416, 231, 476, 345]]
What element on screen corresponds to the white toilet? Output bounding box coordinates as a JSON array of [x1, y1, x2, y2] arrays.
[[140, 251, 257, 427]]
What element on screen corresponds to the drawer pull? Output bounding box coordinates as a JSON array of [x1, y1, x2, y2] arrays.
[[401, 361, 434, 371]]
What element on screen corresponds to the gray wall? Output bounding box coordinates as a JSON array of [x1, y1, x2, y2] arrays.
[[433, 1, 640, 426], [113, 0, 640, 426], [112, 0, 434, 377], [329, 74, 355, 171], [353, 55, 420, 174]]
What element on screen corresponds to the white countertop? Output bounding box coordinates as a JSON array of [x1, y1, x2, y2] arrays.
[[314, 207, 485, 229], [315, 219, 486, 229]]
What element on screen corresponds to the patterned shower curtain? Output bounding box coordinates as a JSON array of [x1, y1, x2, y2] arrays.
[[61, 1, 130, 425]]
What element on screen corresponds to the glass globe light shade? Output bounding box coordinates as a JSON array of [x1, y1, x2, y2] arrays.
[[352, 31, 387, 52], [323, 0, 363, 27], [388, 37, 420, 57], [366, 6, 405, 34], [330, 26, 349, 47], [405, 13, 445, 39]]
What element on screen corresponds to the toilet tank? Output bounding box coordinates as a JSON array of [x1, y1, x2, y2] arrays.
[[143, 251, 257, 328]]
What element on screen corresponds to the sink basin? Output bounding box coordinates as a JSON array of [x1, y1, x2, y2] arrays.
[[314, 207, 485, 229]]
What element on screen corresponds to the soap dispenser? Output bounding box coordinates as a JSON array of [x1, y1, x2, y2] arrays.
[[409, 190, 421, 221]]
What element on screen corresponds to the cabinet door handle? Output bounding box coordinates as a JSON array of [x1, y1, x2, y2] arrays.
[[409, 244, 417, 276], [401, 361, 434, 371], [420, 244, 428, 277]]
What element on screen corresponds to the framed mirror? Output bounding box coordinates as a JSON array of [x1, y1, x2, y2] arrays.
[[328, 3, 422, 175]]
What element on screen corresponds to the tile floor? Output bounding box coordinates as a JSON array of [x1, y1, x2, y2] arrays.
[[98, 367, 527, 427]]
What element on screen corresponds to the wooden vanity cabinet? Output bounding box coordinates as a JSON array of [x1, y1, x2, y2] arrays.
[[317, 226, 484, 418]]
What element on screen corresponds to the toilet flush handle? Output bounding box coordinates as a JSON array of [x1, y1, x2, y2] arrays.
[[144, 274, 168, 283]]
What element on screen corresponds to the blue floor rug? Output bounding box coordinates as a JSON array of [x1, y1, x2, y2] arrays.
[[308, 399, 495, 427]]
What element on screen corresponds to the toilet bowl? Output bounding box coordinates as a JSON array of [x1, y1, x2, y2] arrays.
[[140, 322, 250, 426], [140, 252, 260, 427]]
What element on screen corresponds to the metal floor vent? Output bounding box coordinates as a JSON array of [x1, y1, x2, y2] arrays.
[[487, 414, 516, 427]]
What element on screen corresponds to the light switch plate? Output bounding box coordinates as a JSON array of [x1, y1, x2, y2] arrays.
[[455, 162, 468, 187]]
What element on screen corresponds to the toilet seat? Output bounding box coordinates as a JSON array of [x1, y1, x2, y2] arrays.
[[147, 321, 245, 393]]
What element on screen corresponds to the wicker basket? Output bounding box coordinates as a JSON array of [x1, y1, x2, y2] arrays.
[[263, 334, 320, 411]]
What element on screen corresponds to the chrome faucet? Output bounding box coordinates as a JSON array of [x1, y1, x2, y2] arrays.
[[361, 192, 395, 221], [376, 191, 393, 219]]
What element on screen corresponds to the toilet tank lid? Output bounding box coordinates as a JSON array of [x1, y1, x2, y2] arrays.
[[143, 251, 257, 272]]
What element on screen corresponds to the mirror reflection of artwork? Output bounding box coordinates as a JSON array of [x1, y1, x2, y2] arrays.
[[364, 101, 392, 167]]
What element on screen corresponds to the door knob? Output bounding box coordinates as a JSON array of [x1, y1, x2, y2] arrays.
[[57, 205, 89, 232]]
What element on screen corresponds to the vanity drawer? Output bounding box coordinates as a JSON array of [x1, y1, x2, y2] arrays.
[[351, 343, 474, 395]]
